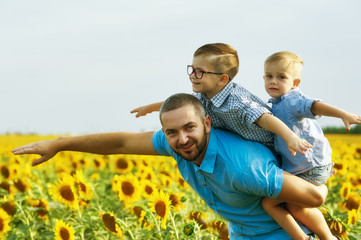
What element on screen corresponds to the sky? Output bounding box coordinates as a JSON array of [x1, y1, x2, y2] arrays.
[[1, 0, 360, 134]]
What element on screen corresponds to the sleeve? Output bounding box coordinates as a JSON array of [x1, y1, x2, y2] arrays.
[[239, 157, 284, 198], [236, 95, 272, 125], [291, 95, 321, 119], [152, 130, 173, 156]]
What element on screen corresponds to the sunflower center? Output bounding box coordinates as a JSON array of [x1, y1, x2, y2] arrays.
[[155, 201, 166, 218], [94, 159, 100, 168], [1, 166, 9, 179], [346, 196, 360, 210], [121, 181, 134, 196], [79, 182, 87, 193], [60, 227, 70, 240], [145, 185, 153, 195], [0, 218, 3, 231], [2, 201, 16, 216], [60, 185, 75, 201], [102, 214, 116, 232], [169, 194, 179, 207], [14, 179, 27, 192], [116, 158, 128, 169]]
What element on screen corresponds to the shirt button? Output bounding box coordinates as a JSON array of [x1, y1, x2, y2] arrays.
[[210, 201, 213, 205], [203, 183, 207, 186]]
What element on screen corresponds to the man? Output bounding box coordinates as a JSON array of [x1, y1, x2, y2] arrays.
[[12, 93, 326, 239]]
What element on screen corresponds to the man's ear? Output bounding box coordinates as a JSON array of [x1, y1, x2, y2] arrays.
[[293, 78, 301, 88], [204, 115, 211, 133]]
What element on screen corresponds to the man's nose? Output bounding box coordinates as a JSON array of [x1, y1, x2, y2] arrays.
[[179, 131, 188, 144]]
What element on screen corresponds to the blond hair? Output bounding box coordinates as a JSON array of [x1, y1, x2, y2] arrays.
[[194, 43, 239, 80], [265, 51, 303, 78]]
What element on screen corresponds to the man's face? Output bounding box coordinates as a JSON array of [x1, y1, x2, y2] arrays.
[[161, 105, 211, 166]]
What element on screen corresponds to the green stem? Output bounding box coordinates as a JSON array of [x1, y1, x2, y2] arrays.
[[118, 219, 135, 240], [169, 211, 179, 240]]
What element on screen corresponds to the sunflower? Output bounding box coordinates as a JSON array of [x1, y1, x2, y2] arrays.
[[132, 206, 149, 228], [339, 181, 352, 201], [54, 219, 75, 240], [112, 155, 134, 174], [27, 197, 49, 219], [329, 219, 348, 239], [73, 170, 93, 201], [169, 192, 184, 212], [99, 212, 123, 238], [13, 177, 31, 193], [148, 189, 171, 229], [112, 173, 142, 209], [0, 164, 10, 181], [1, 201, 16, 216], [141, 180, 158, 198], [0, 208, 11, 239], [344, 191, 360, 211], [347, 209, 360, 225], [49, 174, 79, 209]]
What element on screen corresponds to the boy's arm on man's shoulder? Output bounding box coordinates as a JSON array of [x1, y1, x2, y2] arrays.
[[130, 101, 164, 118], [311, 101, 361, 130]]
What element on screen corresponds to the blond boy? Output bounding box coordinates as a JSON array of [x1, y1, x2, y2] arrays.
[[132, 43, 311, 156], [261, 51, 361, 240]]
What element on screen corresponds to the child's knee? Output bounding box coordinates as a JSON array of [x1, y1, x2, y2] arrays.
[[262, 197, 277, 210]]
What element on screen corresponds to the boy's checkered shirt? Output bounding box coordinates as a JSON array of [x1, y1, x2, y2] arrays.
[[195, 82, 274, 147]]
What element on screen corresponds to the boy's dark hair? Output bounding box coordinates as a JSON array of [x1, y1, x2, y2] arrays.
[[160, 93, 205, 124], [194, 43, 239, 80]]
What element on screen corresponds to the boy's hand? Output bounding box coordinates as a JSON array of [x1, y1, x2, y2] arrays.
[[342, 113, 361, 130], [130, 106, 152, 118], [12, 139, 59, 166], [286, 134, 312, 156]]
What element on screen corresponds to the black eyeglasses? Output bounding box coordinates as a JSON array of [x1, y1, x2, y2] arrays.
[[187, 65, 227, 79]]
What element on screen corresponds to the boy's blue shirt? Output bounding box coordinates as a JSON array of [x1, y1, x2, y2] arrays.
[[195, 82, 274, 147], [152, 127, 310, 239], [269, 88, 332, 174]]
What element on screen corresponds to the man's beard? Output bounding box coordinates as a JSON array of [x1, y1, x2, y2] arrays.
[[172, 127, 208, 162]]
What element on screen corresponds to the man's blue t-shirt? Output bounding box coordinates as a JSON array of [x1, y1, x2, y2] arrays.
[[152, 127, 311, 239]]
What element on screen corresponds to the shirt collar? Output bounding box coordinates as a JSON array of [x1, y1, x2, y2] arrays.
[[201, 82, 233, 108], [268, 88, 300, 104], [196, 127, 217, 173]]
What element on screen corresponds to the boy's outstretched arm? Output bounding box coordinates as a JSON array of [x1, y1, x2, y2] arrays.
[[256, 113, 312, 156], [130, 101, 164, 118], [12, 131, 157, 166], [311, 101, 361, 130]]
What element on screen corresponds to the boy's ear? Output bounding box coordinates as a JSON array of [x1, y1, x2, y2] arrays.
[[293, 79, 301, 88], [219, 74, 230, 86]]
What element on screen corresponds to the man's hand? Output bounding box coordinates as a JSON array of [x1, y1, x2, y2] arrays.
[[12, 139, 59, 166], [341, 113, 361, 130], [286, 134, 312, 156]]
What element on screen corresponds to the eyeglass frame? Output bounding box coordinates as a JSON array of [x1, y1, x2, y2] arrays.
[[187, 65, 230, 80]]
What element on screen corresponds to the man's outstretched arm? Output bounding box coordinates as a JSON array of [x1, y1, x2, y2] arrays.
[[12, 131, 158, 166]]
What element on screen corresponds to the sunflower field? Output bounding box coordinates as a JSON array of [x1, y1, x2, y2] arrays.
[[0, 134, 360, 240]]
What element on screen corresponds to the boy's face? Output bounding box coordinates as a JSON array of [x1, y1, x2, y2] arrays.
[[189, 54, 224, 99], [263, 61, 300, 98]]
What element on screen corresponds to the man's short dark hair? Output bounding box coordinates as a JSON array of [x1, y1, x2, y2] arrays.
[[159, 93, 205, 124]]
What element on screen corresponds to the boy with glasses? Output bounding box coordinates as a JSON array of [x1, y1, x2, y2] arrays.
[[131, 43, 311, 156]]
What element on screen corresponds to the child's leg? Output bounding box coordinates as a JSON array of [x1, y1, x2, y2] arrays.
[[262, 197, 309, 240], [286, 203, 335, 240]]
